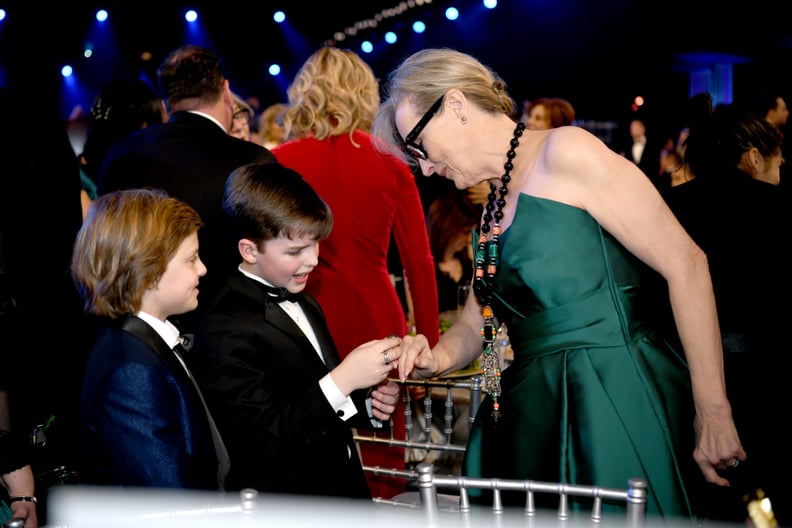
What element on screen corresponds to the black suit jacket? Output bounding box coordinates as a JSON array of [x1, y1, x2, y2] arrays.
[[623, 135, 663, 183], [97, 112, 277, 330], [195, 271, 374, 499], [79, 315, 220, 489]]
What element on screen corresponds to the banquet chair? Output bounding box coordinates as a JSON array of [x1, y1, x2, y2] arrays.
[[414, 462, 648, 528], [354, 375, 483, 487]]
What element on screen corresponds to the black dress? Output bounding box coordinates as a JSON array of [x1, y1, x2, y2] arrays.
[[665, 169, 792, 524]]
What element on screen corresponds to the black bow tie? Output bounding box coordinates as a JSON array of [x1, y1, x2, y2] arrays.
[[177, 333, 194, 353], [262, 284, 301, 303]]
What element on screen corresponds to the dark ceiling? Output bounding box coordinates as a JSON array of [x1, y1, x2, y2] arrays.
[[2, 0, 791, 127]]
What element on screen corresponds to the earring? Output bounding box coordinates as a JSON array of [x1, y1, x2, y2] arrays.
[[460, 116, 468, 124]]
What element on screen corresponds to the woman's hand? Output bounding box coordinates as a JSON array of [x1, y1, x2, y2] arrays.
[[692, 408, 746, 486], [396, 334, 438, 381], [1, 465, 38, 528]]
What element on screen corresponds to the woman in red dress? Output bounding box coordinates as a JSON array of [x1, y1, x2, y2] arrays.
[[272, 47, 439, 499]]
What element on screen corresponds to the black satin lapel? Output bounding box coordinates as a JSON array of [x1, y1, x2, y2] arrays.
[[232, 272, 331, 370], [264, 303, 330, 369], [299, 297, 341, 370], [119, 314, 191, 383]]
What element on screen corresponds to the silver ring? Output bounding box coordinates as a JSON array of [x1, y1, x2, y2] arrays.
[[727, 458, 740, 469], [383, 351, 391, 366]]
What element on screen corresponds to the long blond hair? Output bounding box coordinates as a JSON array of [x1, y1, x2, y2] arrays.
[[283, 47, 380, 144]]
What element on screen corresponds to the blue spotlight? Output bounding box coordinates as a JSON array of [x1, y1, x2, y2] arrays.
[[268, 64, 281, 76], [361, 41, 373, 54], [412, 21, 426, 34], [445, 7, 459, 20], [185, 9, 198, 23], [61, 65, 74, 78], [483, 0, 497, 9], [96, 9, 108, 22], [385, 31, 397, 44], [273, 11, 286, 23], [0, 9, 7, 21]]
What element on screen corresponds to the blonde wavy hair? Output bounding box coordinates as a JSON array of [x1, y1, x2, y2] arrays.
[[71, 188, 203, 319], [283, 47, 380, 144], [371, 48, 516, 165]]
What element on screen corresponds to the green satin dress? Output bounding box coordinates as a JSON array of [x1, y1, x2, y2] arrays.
[[463, 194, 698, 519]]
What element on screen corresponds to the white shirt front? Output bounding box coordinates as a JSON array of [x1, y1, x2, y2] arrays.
[[632, 137, 646, 164]]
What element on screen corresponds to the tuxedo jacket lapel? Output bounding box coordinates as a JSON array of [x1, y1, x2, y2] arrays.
[[120, 314, 230, 488], [230, 274, 335, 373], [119, 315, 190, 384], [299, 296, 341, 370]]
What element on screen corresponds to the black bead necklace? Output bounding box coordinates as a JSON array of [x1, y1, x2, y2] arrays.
[[473, 121, 525, 421]]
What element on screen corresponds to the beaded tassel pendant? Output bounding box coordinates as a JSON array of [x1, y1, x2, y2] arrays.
[[471, 121, 525, 422], [479, 305, 502, 420]]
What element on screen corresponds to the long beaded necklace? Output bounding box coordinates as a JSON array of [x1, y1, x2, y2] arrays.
[[473, 121, 525, 421]]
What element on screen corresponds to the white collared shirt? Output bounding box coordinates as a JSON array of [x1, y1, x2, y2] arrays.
[[136, 310, 191, 375], [632, 137, 646, 164], [187, 110, 227, 133]]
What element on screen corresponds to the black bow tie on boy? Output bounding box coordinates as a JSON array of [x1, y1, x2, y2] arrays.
[[262, 284, 301, 303], [178, 333, 194, 352]]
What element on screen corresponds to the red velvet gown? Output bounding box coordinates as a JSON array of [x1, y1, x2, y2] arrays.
[[274, 131, 440, 498]]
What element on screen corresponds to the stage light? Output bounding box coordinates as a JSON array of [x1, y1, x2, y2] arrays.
[[95, 10, 108, 22], [483, 0, 497, 9], [268, 64, 281, 76], [273, 11, 285, 23], [385, 31, 397, 44], [361, 41, 373, 54], [61, 65, 74, 78], [412, 21, 426, 34], [1, 8, 7, 21], [185, 9, 198, 23], [445, 7, 459, 20]]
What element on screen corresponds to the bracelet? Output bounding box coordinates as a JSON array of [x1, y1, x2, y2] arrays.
[[7, 496, 37, 504]]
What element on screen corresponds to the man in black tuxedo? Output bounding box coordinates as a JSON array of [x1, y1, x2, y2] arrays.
[[621, 117, 664, 185], [98, 45, 276, 330]]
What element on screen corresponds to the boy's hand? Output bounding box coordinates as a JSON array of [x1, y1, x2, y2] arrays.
[[370, 380, 400, 421], [331, 336, 402, 394]]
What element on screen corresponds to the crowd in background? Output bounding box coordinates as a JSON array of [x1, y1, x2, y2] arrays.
[[1, 39, 789, 528]]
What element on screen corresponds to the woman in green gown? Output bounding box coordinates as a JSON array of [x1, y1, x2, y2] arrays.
[[371, 48, 744, 521]]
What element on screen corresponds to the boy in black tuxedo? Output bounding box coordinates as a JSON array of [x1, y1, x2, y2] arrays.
[[195, 162, 401, 498]]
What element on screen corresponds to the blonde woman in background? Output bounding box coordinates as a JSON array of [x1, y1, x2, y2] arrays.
[[230, 93, 255, 142], [257, 102, 288, 149]]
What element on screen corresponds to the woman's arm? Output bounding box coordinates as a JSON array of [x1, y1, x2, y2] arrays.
[[548, 126, 744, 485], [1, 465, 38, 528], [398, 289, 485, 381]]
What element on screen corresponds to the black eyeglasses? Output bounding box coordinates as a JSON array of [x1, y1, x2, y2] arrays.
[[402, 95, 444, 161]]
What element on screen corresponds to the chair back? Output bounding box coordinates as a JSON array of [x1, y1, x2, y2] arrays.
[[416, 462, 648, 528]]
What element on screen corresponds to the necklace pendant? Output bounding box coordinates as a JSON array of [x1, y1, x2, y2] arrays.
[[472, 121, 524, 420], [480, 305, 502, 419]]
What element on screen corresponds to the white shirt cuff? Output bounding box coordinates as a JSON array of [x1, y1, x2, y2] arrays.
[[319, 374, 358, 421]]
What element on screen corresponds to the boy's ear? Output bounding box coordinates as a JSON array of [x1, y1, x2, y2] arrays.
[[238, 239, 259, 263]]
